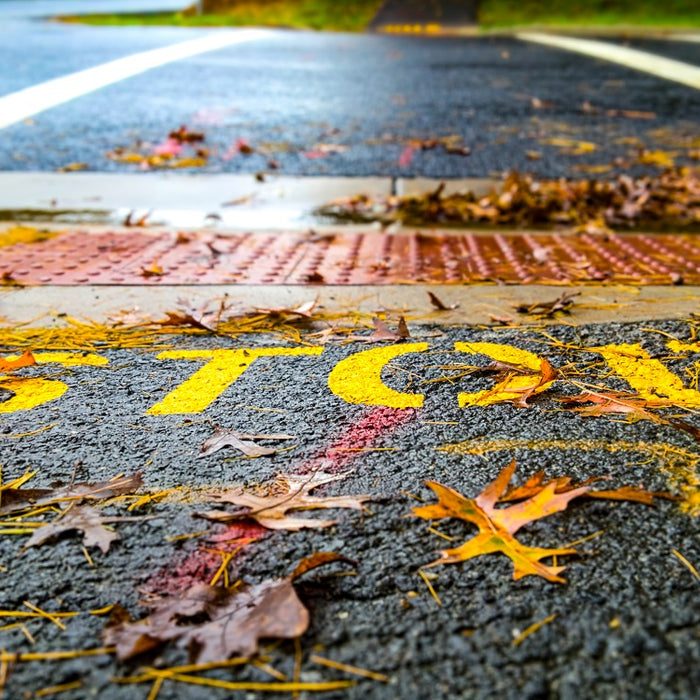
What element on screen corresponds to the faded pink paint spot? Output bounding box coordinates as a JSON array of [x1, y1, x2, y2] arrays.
[[398, 145, 415, 167]]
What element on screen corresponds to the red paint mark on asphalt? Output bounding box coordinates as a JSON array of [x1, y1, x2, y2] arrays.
[[303, 406, 417, 473], [144, 522, 266, 596], [143, 408, 415, 595], [398, 145, 415, 167]]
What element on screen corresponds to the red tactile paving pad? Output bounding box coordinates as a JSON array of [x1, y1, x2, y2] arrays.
[[2, 229, 700, 285]]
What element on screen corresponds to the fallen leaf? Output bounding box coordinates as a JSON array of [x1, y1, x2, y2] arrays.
[[558, 389, 700, 441], [637, 150, 677, 168], [196, 471, 371, 531], [427, 291, 459, 311], [168, 126, 205, 144], [105, 553, 354, 662], [542, 138, 597, 155], [476, 356, 558, 407], [515, 291, 580, 317], [124, 211, 150, 227], [413, 460, 672, 583], [140, 263, 163, 278], [198, 425, 296, 459], [253, 299, 317, 319], [23, 504, 119, 554], [414, 461, 586, 582], [0, 349, 36, 373], [558, 389, 668, 422], [57, 162, 89, 172], [349, 317, 410, 343], [0, 473, 143, 516]]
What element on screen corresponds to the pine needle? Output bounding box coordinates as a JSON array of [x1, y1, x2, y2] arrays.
[[131, 670, 354, 692], [0, 647, 114, 662], [672, 549, 699, 580], [6, 424, 58, 439], [512, 614, 557, 646], [35, 680, 83, 696], [309, 654, 389, 682], [418, 569, 442, 606]]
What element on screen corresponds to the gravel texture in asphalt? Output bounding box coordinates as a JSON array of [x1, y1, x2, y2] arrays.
[[0, 320, 698, 698]]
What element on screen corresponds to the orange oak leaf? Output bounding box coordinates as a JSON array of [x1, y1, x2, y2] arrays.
[[476, 356, 558, 407], [413, 460, 587, 583], [498, 470, 677, 506], [0, 349, 36, 373], [105, 553, 354, 663], [196, 471, 371, 531], [414, 461, 674, 583]]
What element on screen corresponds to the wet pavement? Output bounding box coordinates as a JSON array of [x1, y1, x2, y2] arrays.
[[0, 317, 698, 699]]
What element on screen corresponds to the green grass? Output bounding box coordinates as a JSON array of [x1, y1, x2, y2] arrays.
[[59, 0, 384, 32], [478, 0, 700, 28], [59, 0, 700, 31]]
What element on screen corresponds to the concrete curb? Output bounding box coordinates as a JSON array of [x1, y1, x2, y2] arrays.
[[0, 173, 499, 229]]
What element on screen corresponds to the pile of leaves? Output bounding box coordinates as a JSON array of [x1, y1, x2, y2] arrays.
[[106, 126, 209, 170], [318, 168, 700, 230]]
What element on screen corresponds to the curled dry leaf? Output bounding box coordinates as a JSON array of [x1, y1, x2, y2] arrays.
[[473, 356, 558, 408], [558, 389, 700, 442], [196, 471, 372, 531], [105, 553, 354, 663], [349, 316, 410, 343], [427, 291, 459, 311], [317, 169, 700, 230], [413, 460, 672, 583], [253, 299, 317, 319], [0, 472, 143, 516], [515, 291, 580, 317], [198, 425, 296, 459]]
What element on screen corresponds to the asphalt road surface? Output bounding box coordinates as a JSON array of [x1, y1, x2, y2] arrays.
[[0, 319, 699, 699], [1, 2, 699, 177]]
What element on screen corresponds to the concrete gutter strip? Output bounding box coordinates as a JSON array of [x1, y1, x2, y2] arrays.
[[1, 284, 696, 328], [0, 173, 498, 229]]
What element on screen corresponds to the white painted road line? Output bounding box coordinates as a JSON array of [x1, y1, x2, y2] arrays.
[[517, 32, 700, 91], [0, 29, 269, 130]]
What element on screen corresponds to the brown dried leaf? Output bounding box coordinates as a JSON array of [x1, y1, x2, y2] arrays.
[[198, 425, 295, 459], [349, 316, 410, 343], [559, 389, 700, 441], [0, 473, 143, 516], [196, 471, 371, 531], [427, 291, 459, 311], [254, 299, 317, 319], [515, 291, 580, 317], [23, 505, 119, 554], [105, 554, 353, 663]]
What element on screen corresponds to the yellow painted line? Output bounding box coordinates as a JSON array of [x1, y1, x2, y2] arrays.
[[147, 347, 323, 415], [328, 344, 428, 408], [454, 341, 554, 407], [517, 33, 700, 91], [593, 343, 700, 407], [0, 352, 108, 413]]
